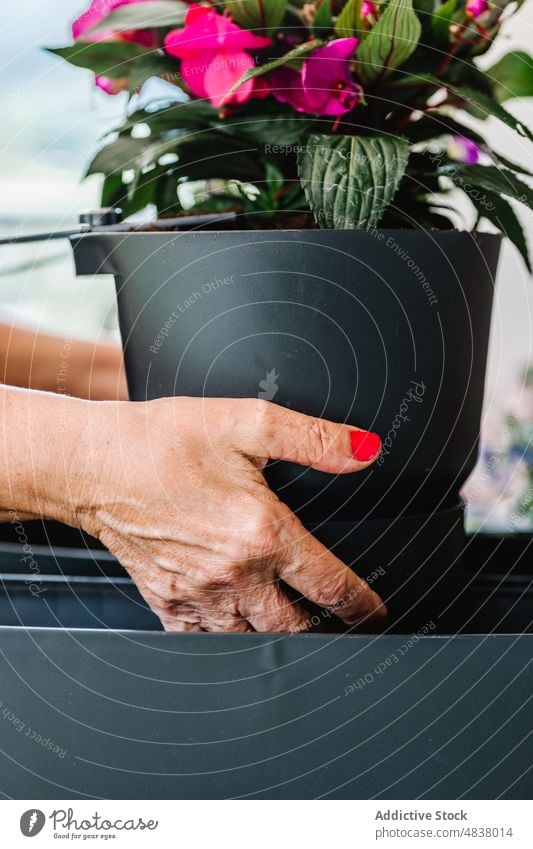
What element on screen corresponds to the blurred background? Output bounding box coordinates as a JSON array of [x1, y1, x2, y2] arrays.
[[0, 0, 532, 532]]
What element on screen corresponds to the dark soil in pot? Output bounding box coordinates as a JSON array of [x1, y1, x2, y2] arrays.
[[71, 227, 501, 628]]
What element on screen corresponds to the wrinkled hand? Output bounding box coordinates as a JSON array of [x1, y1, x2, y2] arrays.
[[0, 324, 127, 400], [76, 397, 386, 632]]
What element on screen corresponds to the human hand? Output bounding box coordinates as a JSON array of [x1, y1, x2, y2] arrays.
[[0, 323, 127, 400], [63, 339, 128, 401], [74, 397, 386, 632]]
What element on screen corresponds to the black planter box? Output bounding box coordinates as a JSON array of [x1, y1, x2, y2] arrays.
[[72, 229, 501, 523], [70, 228, 503, 627], [0, 522, 531, 800]]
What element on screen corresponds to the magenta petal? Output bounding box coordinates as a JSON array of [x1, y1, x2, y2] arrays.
[[184, 4, 212, 25], [73, 0, 151, 39], [461, 139, 481, 164], [165, 27, 200, 58], [73, 4, 104, 39], [271, 39, 361, 117], [166, 6, 270, 58], [180, 48, 257, 108], [204, 50, 255, 107], [448, 136, 481, 164], [179, 55, 210, 99], [361, 0, 377, 16], [95, 75, 129, 94], [315, 37, 360, 62], [270, 68, 314, 113], [466, 0, 490, 16], [200, 7, 271, 50], [318, 86, 361, 115], [225, 29, 271, 51], [301, 38, 360, 115]]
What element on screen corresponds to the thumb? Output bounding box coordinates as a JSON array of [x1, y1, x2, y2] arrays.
[[236, 399, 381, 474]]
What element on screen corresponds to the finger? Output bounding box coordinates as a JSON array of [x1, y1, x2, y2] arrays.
[[199, 613, 256, 633], [240, 580, 311, 633], [236, 399, 381, 474], [277, 518, 387, 626], [128, 565, 255, 633], [162, 617, 255, 633], [162, 619, 206, 633]]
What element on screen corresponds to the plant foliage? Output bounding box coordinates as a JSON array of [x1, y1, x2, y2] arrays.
[[48, 0, 533, 266]]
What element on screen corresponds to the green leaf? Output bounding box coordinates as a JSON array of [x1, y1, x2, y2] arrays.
[[437, 164, 533, 210], [103, 167, 165, 217], [215, 109, 315, 145], [86, 136, 148, 176], [46, 41, 145, 78], [224, 0, 288, 33], [411, 0, 436, 15], [155, 169, 184, 215], [87, 0, 187, 35], [411, 0, 437, 36], [314, 0, 334, 36], [136, 135, 188, 172], [417, 75, 533, 141], [298, 133, 410, 228], [101, 172, 127, 209], [446, 85, 532, 139], [127, 53, 184, 92], [264, 161, 285, 194], [430, 0, 456, 45], [356, 0, 422, 85], [445, 60, 493, 97], [406, 113, 485, 147], [448, 86, 533, 141], [334, 0, 363, 38], [119, 100, 220, 135], [95, 128, 264, 181], [227, 39, 322, 95], [486, 51, 533, 103], [491, 152, 533, 178], [160, 136, 266, 182], [470, 191, 531, 272], [118, 99, 314, 146]]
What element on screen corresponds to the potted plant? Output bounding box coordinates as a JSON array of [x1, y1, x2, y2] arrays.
[[52, 0, 532, 626]]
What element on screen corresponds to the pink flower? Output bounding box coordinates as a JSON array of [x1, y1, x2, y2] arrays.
[[73, 0, 156, 46], [448, 136, 481, 164], [360, 0, 377, 19], [95, 75, 131, 94], [72, 0, 156, 94], [271, 38, 361, 116], [466, 0, 490, 17], [165, 4, 271, 108]]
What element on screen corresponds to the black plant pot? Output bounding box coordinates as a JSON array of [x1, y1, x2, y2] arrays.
[[72, 228, 501, 626]]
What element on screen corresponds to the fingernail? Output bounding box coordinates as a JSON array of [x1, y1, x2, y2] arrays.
[[350, 429, 381, 462]]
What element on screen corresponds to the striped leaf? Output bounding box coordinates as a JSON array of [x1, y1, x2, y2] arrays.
[[298, 133, 410, 229], [356, 0, 421, 85]]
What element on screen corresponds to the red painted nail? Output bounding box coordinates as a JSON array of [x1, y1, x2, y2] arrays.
[[350, 429, 381, 462]]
